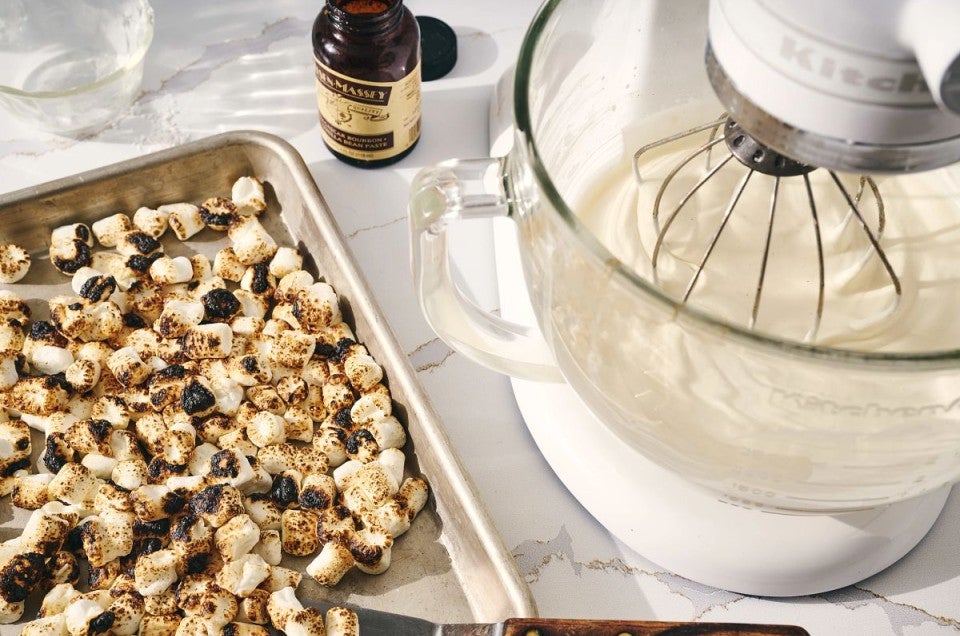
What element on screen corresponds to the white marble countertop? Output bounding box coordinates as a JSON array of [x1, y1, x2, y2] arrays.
[[2, 2, 960, 635]]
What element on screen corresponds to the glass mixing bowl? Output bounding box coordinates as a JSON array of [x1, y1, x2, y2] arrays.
[[410, 0, 960, 512], [0, 0, 154, 134]]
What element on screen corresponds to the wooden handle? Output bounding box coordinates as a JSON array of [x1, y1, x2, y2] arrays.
[[502, 618, 810, 636]]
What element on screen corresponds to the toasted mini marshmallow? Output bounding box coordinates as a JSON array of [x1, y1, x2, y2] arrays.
[[64, 418, 113, 456], [215, 553, 270, 598], [161, 422, 196, 464], [133, 206, 170, 239], [149, 256, 194, 285], [344, 429, 378, 464], [21, 508, 71, 555], [340, 461, 399, 514], [47, 550, 81, 588], [306, 541, 354, 587], [250, 529, 282, 567], [283, 607, 327, 636], [131, 485, 185, 522], [321, 376, 354, 413], [161, 203, 205, 241], [362, 500, 409, 539], [183, 323, 233, 360], [64, 358, 101, 393], [219, 428, 259, 459], [25, 616, 67, 635], [232, 176, 267, 216], [52, 222, 94, 248], [195, 197, 237, 232], [139, 614, 181, 635], [228, 354, 272, 387], [0, 323, 25, 356], [116, 230, 162, 258], [212, 247, 246, 283], [81, 453, 118, 480], [232, 289, 269, 321], [190, 483, 245, 528], [154, 300, 204, 339], [78, 515, 130, 567], [107, 347, 153, 388], [282, 406, 313, 443], [350, 524, 393, 575], [343, 352, 382, 392], [177, 574, 238, 628], [208, 374, 242, 417], [215, 513, 260, 561], [231, 218, 278, 267], [243, 496, 283, 531], [0, 243, 30, 283], [230, 316, 265, 338], [377, 447, 405, 487], [293, 283, 341, 333], [91, 213, 134, 247], [246, 412, 286, 448], [270, 331, 315, 370], [0, 353, 17, 391], [71, 268, 116, 302], [3, 375, 70, 416], [193, 413, 240, 446], [134, 549, 178, 597], [280, 509, 319, 557], [238, 589, 270, 625], [40, 582, 79, 617], [12, 473, 53, 510], [205, 448, 254, 489], [107, 591, 145, 635], [325, 606, 360, 636], [49, 462, 100, 509], [299, 474, 336, 512], [313, 427, 347, 468], [87, 559, 121, 590], [142, 588, 177, 616], [112, 458, 148, 490], [265, 586, 303, 631]]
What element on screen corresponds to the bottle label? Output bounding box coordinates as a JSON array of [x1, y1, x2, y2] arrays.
[[315, 59, 421, 162]]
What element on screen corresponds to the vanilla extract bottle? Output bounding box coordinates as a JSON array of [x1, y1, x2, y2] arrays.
[[313, 0, 422, 168]]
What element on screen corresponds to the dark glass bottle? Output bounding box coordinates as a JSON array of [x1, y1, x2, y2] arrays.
[[313, 0, 422, 168]]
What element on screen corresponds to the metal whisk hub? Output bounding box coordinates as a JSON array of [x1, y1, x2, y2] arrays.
[[723, 119, 814, 177]]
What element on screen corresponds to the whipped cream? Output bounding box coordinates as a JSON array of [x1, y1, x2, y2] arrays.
[[573, 103, 960, 352]]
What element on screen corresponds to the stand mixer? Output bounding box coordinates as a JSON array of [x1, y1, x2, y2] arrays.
[[410, 0, 960, 595]]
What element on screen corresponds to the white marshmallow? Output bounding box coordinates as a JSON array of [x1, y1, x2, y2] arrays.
[[154, 300, 204, 338], [52, 223, 94, 248], [0, 244, 30, 283], [91, 213, 133, 247], [268, 247, 302, 278], [232, 176, 267, 216], [134, 549, 178, 597], [148, 256, 194, 285], [216, 553, 270, 598], [133, 206, 169, 239], [247, 411, 286, 448], [161, 203, 205, 240]]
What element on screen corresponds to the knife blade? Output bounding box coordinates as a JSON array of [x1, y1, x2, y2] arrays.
[[299, 598, 810, 635]]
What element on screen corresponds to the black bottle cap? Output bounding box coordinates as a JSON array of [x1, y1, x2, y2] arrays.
[[417, 15, 457, 81]]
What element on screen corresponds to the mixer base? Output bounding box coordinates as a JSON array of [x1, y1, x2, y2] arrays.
[[493, 219, 949, 597]]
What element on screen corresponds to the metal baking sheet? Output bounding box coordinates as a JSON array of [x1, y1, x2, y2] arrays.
[[0, 131, 536, 628]]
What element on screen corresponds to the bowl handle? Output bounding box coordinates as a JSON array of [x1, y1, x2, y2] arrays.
[[409, 157, 562, 382]]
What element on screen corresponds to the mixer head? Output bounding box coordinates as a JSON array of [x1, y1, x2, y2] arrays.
[[706, 0, 960, 173], [630, 0, 960, 343]]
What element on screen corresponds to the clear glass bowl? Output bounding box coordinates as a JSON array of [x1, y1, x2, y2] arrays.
[[0, 0, 154, 134]]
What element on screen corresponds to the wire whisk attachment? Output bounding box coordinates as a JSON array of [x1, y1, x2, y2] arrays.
[[633, 114, 901, 342]]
